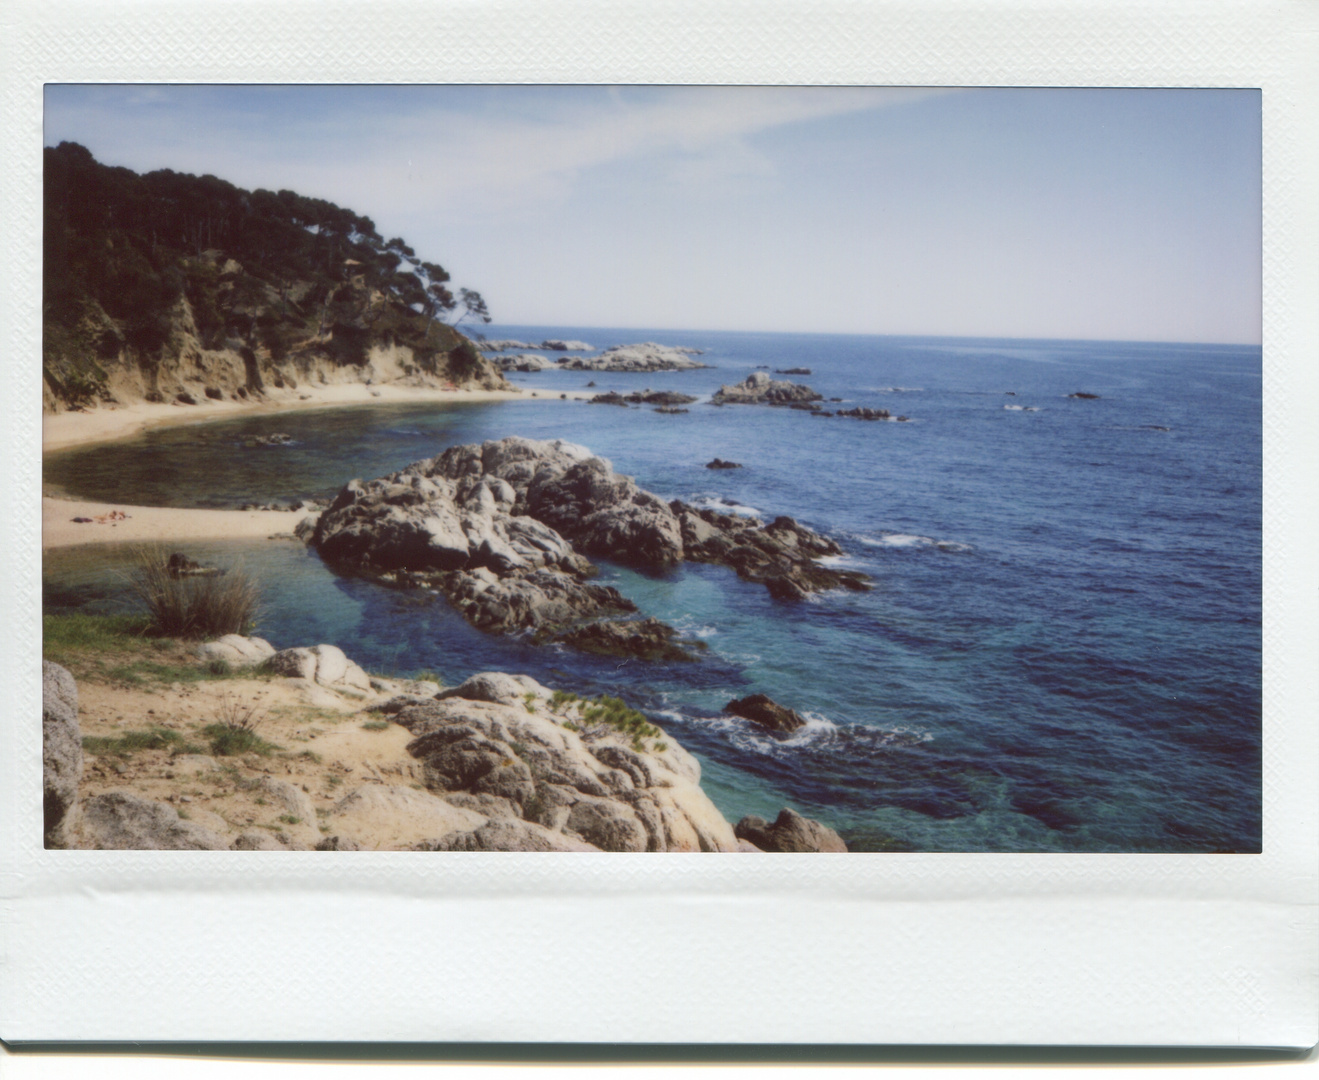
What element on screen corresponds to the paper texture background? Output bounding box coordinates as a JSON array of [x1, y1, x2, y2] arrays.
[[2, 0, 1315, 1047]]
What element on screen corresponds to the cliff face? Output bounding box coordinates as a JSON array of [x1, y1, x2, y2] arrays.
[[42, 142, 510, 412]]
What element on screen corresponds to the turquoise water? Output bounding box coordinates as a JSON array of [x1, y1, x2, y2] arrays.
[[44, 327, 1262, 852]]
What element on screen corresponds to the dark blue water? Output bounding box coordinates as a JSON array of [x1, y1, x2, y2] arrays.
[[44, 327, 1262, 852]]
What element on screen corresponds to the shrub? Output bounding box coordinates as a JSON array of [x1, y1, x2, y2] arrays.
[[129, 546, 260, 639], [360, 719, 389, 732], [578, 695, 663, 750], [204, 695, 278, 756]]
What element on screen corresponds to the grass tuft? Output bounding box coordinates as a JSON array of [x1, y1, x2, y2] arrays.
[[129, 546, 260, 639], [83, 727, 184, 758], [203, 695, 279, 756], [578, 695, 664, 751]]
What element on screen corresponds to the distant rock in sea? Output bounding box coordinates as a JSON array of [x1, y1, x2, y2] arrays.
[[1068, 391, 1101, 399], [478, 339, 538, 352], [559, 343, 708, 372], [705, 458, 742, 470], [541, 339, 593, 351], [710, 371, 822, 406], [490, 353, 555, 372], [589, 390, 697, 407], [774, 367, 812, 375]]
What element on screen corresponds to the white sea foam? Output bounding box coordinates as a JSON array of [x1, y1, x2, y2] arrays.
[[870, 386, 923, 393], [858, 532, 973, 553], [1002, 404, 1040, 412], [689, 495, 762, 518]]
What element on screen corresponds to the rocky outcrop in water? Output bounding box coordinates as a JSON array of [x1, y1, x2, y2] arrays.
[[705, 459, 742, 470], [541, 339, 593, 352], [711, 371, 822, 406], [308, 437, 869, 651], [589, 390, 698, 407], [490, 353, 555, 372], [559, 343, 708, 372], [724, 693, 806, 734]]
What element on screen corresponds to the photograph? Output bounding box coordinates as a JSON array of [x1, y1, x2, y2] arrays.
[[40, 84, 1263, 856]]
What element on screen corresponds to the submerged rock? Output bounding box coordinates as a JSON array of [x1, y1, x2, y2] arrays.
[[835, 406, 891, 421], [1068, 391, 1101, 399], [547, 617, 706, 662], [710, 371, 822, 406], [705, 459, 742, 469], [724, 692, 806, 734]]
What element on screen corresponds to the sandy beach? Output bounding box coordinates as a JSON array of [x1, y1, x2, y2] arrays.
[[42, 381, 590, 550]]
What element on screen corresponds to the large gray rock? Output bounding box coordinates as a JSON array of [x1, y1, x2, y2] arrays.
[[75, 791, 231, 850], [197, 635, 276, 668], [724, 693, 807, 734], [734, 807, 848, 852], [392, 682, 738, 852], [42, 661, 83, 845]]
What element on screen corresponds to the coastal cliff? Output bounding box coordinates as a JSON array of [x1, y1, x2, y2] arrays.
[[42, 142, 510, 413]]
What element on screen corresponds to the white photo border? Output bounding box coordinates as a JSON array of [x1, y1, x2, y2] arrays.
[[3, 0, 1315, 1048]]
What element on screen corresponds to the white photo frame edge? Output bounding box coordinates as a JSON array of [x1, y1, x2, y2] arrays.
[[2, 0, 1315, 1048]]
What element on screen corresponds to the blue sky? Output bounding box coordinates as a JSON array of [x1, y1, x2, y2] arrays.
[[44, 85, 1261, 343]]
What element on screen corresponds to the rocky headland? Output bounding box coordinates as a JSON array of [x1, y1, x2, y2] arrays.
[[303, 436, 870, 652], [42, 646, 848, 852]]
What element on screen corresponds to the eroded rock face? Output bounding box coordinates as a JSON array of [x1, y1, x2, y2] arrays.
[[308, 437, 869, 654], [43, 661, 83, 845], [734, 808, 848, 852], [197, 634, 276, 668], [392, 676, 738, 852], [711, 372, 822, 406]]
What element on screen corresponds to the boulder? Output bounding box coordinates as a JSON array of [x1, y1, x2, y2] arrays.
[[416, 819, 599, 852], [42, 661, 82, 845], [436, 671, 551, 707], [705, 458, 742, 469], [392, 684, 738, 852], [75, 790, 230, 850], [734, 808, 848, 852], [198, 634, 276, 668], [724, 693, 807, 734], [267, 644, 373, 696], [232, 832, 284, 850]]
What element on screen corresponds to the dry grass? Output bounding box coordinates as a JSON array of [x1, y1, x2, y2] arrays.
[[129, 546, 260, 639]]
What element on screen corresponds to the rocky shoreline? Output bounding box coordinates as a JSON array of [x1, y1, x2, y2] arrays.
[[302, 436, 870, 655], [486, 341, 708, 373], [43, 645, 848, 853]]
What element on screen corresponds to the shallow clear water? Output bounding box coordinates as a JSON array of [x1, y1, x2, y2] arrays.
[[44, 327, 1261, 852]]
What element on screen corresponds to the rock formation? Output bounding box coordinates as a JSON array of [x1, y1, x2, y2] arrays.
[[589, 390, 697, 407], [42, 661, 83, 845], [710, 371, 822, 406], [397, 673, 738, 851], [559, 343, 708, 372], [306, 437, 870, 652], [724, 693, 806, 734], [734, 808, 848, 852]]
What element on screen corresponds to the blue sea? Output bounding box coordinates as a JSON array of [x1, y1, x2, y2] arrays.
[[43, 327, 1262, 852]]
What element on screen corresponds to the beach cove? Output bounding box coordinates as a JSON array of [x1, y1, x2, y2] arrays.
[[43, 326, 1264, 853]]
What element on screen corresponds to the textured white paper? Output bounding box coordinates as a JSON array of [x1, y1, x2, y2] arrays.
[[2, 0, 1316, 1048]]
